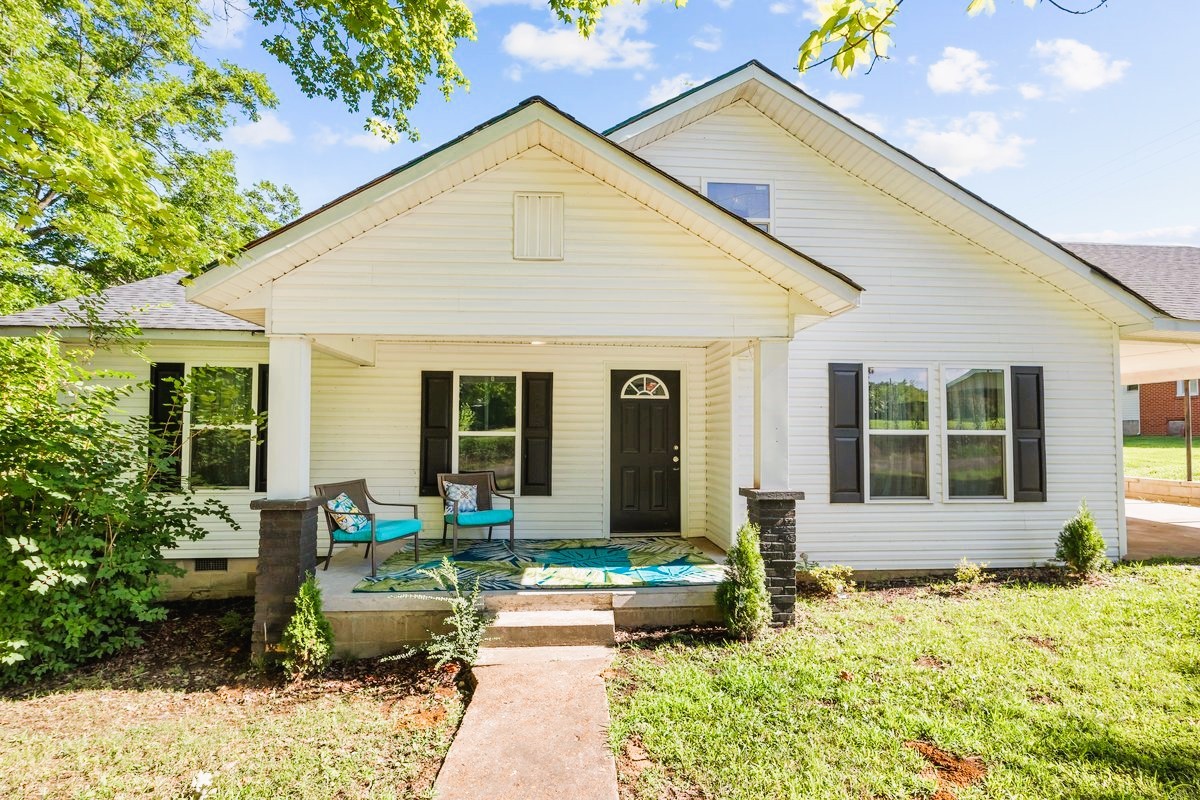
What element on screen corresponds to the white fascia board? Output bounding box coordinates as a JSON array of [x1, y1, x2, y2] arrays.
[[0, 326, 262, 343], [610, 63, 1161, 327]]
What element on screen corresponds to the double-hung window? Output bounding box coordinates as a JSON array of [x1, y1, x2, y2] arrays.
[[1177, 379, 1198, 397], [866, 366, 930, 499], [944, 367, 1008, 500], [455, 375, 519, 491], [704, 181, 772, 232], [186, 366, 256, 489]]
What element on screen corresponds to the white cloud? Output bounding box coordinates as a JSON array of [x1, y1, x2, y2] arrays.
[[226, 112, 293, 147], [502, 3, 654, 73], [926, 47, 997, 95], [1018, 83, 1044, 100], [504, 64, 523, 82], [691, 24, 722, 52], [311, 125, 394, 153], [1033, 38, 1129, 92], [799, 0, 823, 23], [769, 2, 792, 13], [713, 0, 734, 8], [643, 73, 706, 106], [823, 91, 862, 111], [904, 112, 1032, 179], [200, 0, 250, 49], [1054, 225, 1200, 246]]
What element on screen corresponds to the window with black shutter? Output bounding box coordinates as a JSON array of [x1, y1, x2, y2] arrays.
[[1011, 366, 1047, 502], [521, 372, 553, 496], [149, 362, 185, 490], [419, 371, 454, 496], [829, 363, 864, 503]]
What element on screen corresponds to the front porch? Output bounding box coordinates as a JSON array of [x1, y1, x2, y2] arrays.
[[317, 536, 727, 658]]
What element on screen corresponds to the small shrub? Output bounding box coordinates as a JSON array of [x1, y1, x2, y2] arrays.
[[716, 522, 771, 639], [1056, 499, 1108, 577], [420, 559, 490, 670], [954, 558, 990, 586], [810, 564, 855, 596], [280, 575, 334, 680]]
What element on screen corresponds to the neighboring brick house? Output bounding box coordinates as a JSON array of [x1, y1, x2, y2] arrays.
[[1136, 379, 1200, 436]]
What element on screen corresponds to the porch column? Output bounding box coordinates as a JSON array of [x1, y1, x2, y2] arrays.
[[753, 338, 790, 490], [266, 335, 312, 499], [743, 338, 802, 626], [250, 335, 318, 660]]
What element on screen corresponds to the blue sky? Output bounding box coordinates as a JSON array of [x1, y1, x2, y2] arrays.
[[207, 0, 1199, 246]]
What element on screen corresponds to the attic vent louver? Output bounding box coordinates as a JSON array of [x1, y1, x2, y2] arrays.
[[513, 192, 563, 260]]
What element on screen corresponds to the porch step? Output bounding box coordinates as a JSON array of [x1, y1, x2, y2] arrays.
[[476, 645, 614, 666], [485, 609, 616, 647], [485, 591, 617, 612]]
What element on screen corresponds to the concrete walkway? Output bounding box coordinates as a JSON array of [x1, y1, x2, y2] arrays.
[[434, 647, 619, 800], [1125, 499, 1200, 560]]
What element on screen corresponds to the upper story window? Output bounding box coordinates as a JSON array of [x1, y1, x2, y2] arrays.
[[705, 181, 771, 232]]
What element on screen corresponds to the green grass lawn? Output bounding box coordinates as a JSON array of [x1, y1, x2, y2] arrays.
[[0, 601, 464, 799], [1124, 435, 1194, 480], [608, 563, 1200, 800]]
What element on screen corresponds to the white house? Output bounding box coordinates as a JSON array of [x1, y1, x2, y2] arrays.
[[6, 61, 1200, 595]]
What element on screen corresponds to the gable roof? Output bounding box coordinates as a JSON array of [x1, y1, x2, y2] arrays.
[[0, 271, 261, 334], [1064, 243, 1200, 323], [187, 96, 862, 319], [606, 60, 1182, 332]]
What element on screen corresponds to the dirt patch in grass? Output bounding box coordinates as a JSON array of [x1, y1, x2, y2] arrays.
[[617, 735, 709, 800], [914, 655, 947, 670], [1021, 634, 1059, 652], [905, 740, 987, 798], [1, 599, 465, 799]]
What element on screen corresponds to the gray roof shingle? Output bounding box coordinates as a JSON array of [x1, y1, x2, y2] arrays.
[[0, 271, 261, 332], [1065, 242, 1200, 322]]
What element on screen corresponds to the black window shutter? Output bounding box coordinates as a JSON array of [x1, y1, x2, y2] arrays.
[[149, 362, 185, 490], [521, 372, 553, 496], [255, 364, 269, 493], [829, 363, 864, 503], [419, 371, 454, 496], [1011, 366, 1047, 502]]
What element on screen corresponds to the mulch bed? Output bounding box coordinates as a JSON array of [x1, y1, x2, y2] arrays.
[[2, 596, 461, 709]]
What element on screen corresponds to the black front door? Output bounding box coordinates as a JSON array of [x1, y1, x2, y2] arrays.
[[610, 370, 681, 534]]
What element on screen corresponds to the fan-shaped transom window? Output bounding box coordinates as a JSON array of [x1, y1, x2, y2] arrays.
[[620, 374, 670, 399]]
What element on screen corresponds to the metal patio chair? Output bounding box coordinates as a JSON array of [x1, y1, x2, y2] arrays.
[[314, 479, 421, 578], [437, 471, 515, 554]]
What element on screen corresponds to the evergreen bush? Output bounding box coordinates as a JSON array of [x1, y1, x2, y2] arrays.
[[715, 522, 771, 639], [1056, 500, 1108, 578], [280, 574, 334, 680]]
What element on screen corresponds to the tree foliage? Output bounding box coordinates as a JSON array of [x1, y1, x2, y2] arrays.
[[0, 333, 236, 685], [280, 574, 335, 680], [1056, 499, 1108, 578], [798, 0, 1105, 76], [0, 0, 299, 312]]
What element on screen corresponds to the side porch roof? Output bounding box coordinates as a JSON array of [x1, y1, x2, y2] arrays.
[[187, 97, 862, 326]]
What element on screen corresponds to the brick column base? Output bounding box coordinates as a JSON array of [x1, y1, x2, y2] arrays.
[[739, 488, 804, 626], [248, 496, 321, 659]]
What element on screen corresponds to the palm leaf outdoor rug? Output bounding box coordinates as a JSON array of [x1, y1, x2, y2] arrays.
[[354, 537, 725, 592]]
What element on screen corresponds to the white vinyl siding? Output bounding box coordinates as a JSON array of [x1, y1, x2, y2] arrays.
[[269, 146, 791, 340], [637, 101, 1123, 568], [309, 341, 713, 552]]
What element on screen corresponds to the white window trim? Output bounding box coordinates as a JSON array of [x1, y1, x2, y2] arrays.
[[1176, 379, 1198, 397], [700, 178, 774, 234], [451, 372, 522, 496], [863, 363, 933, 504], [180, 363, 260, 492], [940, 365, 1013, 504]]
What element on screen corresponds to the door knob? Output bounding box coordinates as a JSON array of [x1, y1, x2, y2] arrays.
[[672, 456, 680, 463]]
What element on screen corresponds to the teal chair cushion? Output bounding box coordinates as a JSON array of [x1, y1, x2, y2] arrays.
[[444, 509, 514, 527], [331, 518, 421, 543]]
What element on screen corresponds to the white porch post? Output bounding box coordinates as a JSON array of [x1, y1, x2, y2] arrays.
[[753, 337, 791, 490], [266, 335, 312, 499]]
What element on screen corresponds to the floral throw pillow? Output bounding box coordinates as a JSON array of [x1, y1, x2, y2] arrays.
[[445, 482, 478, 515], [326, 492, 370, 533]]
